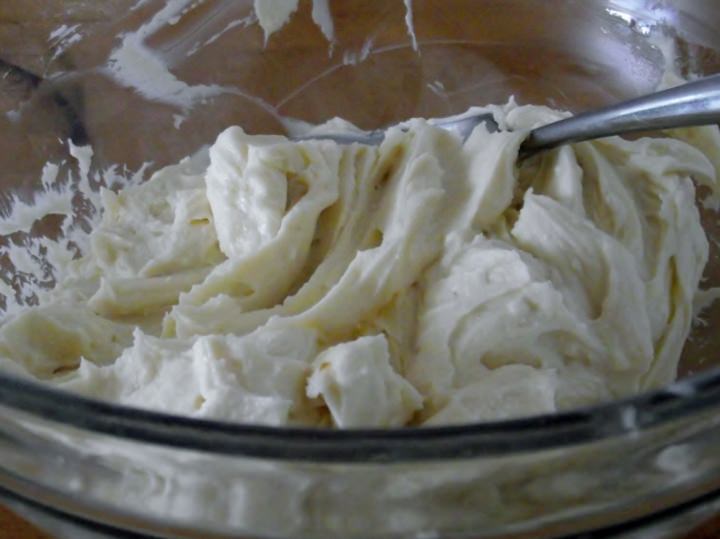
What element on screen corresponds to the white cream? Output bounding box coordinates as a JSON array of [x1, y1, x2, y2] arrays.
[[254, 0, 300, 44], [404, 0, 419, 51], [307, 335, 422, 427], [59, 325, 318, 425], [106, 0, 227, 111], [252, 0, 333, 45], [311, 0, 335, 43], [0, 101, 718, 428]]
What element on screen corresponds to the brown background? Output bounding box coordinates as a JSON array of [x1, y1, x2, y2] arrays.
[[0, 505, 48, 539]]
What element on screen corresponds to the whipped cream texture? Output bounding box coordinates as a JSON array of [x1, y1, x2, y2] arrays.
[[0, 101, 718, 427]]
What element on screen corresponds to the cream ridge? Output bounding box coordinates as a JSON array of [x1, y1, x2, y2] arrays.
[[0, 100, 718, 427]]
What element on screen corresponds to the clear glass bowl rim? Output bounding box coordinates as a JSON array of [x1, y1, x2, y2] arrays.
[[0, 366, 718, 462]]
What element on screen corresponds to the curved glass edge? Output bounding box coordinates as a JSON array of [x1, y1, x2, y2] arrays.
[[0, 367, 718, 462], [2, 455, 720, 539]]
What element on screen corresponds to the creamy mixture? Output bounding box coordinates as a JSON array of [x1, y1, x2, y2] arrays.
[[1, 101, 718, 428]]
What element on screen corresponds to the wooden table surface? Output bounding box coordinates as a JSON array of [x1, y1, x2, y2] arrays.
[[0, 505, 49, 539]]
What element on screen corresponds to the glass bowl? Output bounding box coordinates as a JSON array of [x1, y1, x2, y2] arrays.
[[1, 0, 720, 537]]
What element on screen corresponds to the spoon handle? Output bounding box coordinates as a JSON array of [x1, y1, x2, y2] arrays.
[[522, 73, 720, 154]]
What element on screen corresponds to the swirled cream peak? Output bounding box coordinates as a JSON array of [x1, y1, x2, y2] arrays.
[[254, 0, 335, 44], [0, 101, 718, 427]]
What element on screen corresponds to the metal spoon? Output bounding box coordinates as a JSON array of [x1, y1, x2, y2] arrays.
[[292, 73, 720, 156]]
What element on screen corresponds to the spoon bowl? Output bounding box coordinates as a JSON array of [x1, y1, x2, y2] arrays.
[[293, 73, 720, 155]]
